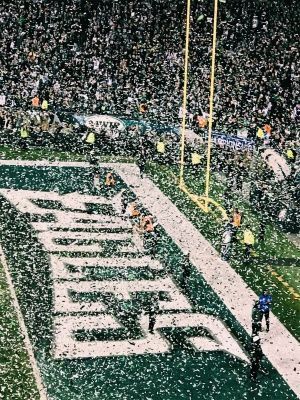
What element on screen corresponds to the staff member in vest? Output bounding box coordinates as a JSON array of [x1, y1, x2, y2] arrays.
[[20, 124, 29, 149], [243, 225, 255, 262], [156, 139, 165, 163], [41, 99, 48, 111], [85, 130, 95, 152], [125, 202, 140, 221], [259, 289, 272, 332], [32, 95, 39, 108]]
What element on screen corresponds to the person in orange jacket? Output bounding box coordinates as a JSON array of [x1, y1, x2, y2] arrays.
[[105, 172, 115, 186], [232, 208, 242, 242]]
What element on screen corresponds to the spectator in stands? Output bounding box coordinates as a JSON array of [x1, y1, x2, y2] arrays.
[[0, 0, 298, 139]]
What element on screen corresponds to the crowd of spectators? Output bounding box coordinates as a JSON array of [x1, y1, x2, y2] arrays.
[[0, 0, 299, 147]]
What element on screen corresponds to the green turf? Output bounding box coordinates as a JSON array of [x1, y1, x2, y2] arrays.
[[0, 264, 40, 400], [0, 145, 134, 163], [0, 163, 297, 400], [0, 145, 299, 399]]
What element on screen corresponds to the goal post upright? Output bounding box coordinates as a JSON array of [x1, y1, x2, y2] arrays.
[[178, 0, 227, 220], [205, 0, 219, 212], [179, 0, 192, 188]]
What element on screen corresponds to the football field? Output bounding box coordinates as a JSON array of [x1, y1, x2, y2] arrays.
[[0, 160, 299, 400]]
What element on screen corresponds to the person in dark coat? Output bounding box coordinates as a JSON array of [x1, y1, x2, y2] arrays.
[[181, 252, 191, 288], [220, 220, 234, 261], [121, 189, 130, 215], [249, 335, 264, 381], [252, 300, 263, 335], [137, 144, 147, 178], [148, 293, 159, 334]]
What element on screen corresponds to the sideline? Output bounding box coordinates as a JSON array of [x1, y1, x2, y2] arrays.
[[0, 245, 48, 400], [0, 159, 299, 397]]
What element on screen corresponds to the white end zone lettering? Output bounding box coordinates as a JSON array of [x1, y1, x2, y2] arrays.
[[50, 255, 163, 280], [0, 187, 250, 368], [37, 231, 136, 253], [54, 313, 248, 363], [0, 189, 124, 215], [33, 213, 131, 231], [53, 277, 191, 313]]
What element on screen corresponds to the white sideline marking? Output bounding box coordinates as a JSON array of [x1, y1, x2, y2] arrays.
[[0, 160, 90, 167], [0, 159, 299, 397], [0, 245, 48, 400]]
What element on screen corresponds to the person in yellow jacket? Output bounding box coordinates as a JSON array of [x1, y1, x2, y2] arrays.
[[191, 152, 201, 165], [257, 128, 264, 139], [156, 140, 165, 154], [243, 225, 255, 261], [41, 99, 48, 111], [85, 130, 95, 152], [286, 148, 296, 162], [86, 131, 95, 144], [20, 125, 29, 149], [20, 126, 29, 138]]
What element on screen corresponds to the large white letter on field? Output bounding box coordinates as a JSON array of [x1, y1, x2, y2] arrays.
[[53, 277, 190, 313], [38, 231, 136, 253], [53, 313, 248, 363], [54, 315, 169, 359], [0, 189, 124, 215], [50, 255, 163, 280]]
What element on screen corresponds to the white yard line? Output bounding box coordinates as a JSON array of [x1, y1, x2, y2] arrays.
[[109, 162, 300, 399], [0, 245, 48, 400], [0, 159, 299, 397]]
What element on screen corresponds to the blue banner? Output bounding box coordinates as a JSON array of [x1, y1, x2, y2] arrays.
[[211, 132, 255, 152]]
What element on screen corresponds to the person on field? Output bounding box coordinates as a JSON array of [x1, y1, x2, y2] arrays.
[[121, 189, 130, 215], [142, 215, 158, 258], [137, 145, 147, 178], [125, 201, 140, 220], [148, 293, 159, 334], [259, 289, 272, 332], [249, 335, 264, 381], [243, 225, 255, 262], [252, 300, 263, 335], [19, 124, 29, 149], [181, 252, 191, 288], [232, 208, 242, 242], [220, 220, 234, 261], [105, 172, 115, 187]]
